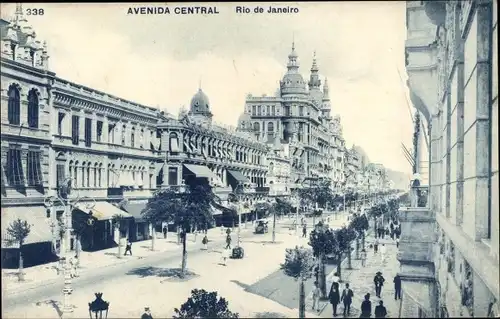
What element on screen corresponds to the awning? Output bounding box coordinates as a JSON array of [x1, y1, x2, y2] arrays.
[[183, 164, 218, 179], [227, 170, 250, 183], [123, 202, 148, 222], [75, 202, 132, 221], [1, 206, 53, 248], [211, 205, 223, 216]]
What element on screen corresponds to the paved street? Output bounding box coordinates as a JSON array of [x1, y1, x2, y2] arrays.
[[1, 223, 325, 319]]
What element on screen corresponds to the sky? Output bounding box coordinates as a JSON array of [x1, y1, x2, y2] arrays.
[[1, 2, 414, 174]]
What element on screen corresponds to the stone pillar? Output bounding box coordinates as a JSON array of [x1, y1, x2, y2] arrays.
[[397, 207, 438, 317]]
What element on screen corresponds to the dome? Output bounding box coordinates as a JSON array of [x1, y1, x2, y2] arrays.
[[190, 88, 210, 114], [281, 73, 307, 95]]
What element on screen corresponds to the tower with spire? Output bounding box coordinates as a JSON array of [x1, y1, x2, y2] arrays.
[[321, 78, 332, 119], [1, 3, 49, 69], [279, 41, 307, 96], [308, 51, 323, 104]]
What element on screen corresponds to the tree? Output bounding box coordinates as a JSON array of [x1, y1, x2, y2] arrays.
[[334, 226, 357, 278], [173, 289, 239, 318], [351, 214, 369, 253], [142, 184, 214, 277], [308, 221, 339, 299], [281, 246, 314, 318], [112, 214, 126, 258], [298, 180, 333, 210], [6, 219, 31, 281]]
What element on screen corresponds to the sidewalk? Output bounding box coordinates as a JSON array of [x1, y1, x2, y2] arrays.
[[2, 226, 252, 294], [307, 233, 401, 318]]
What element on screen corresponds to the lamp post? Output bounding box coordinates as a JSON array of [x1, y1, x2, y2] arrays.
[[45, 178, 95, 317], [88, 292, 109, 319]]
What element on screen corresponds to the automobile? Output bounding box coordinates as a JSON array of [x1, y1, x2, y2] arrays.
[[254, 219, 269, 234]]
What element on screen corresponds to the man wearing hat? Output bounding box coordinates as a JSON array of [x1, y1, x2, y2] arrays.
[[141, 307, 153, 319], [373, 271, 385, 298]]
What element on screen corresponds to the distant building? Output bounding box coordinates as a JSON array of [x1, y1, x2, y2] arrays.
[[238, 45, 346, 189], [266, 139, 292, 197]]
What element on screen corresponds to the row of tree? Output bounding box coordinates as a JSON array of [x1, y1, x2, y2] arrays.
[[279, 212, 370, 318]]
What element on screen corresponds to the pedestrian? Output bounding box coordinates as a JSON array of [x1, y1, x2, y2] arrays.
[[396, 237, 400, 248], [75, 237, 82, 261], [360, 249, 367, 267], [124, 239, 132, 256], [374, 238, 379, 253], [202, 235, 208, 250], [141, 307, 153, 319], [226, 227, 232, 235], [393, 274, 402, 300], [389, 220, 394, 240], [360, 293, 372, 318], [374, 271, 385, 298], [225, 233, 232, 249], [312, 281, 321, 312], [328, 273, 341, 317], [395, 225, 401, 239], [341, 283, 354, 316], [374, 300, 387, 318], [302, 224, 307, 238], [380, 243, 386, 261], [221, 247, 230, 266], [162, 225, 167, 239]]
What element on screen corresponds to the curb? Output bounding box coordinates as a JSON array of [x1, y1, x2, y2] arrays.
[[4, 230, 254, 296]]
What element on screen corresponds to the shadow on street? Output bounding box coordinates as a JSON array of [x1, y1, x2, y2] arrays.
[[126, 266, 198, 280], [253, 311, 289, 318]]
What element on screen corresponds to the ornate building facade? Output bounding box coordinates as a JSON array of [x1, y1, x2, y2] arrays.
[[266, 140, 292, 197], [158, 88, 269, 224], [1, 8, 270, 261], [238, 45, 346, 189], [402, 1, 498, 317]]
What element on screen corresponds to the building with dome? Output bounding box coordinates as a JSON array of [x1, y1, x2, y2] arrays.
[[157, 87, 270, 226], [238, 43, 347, 189]]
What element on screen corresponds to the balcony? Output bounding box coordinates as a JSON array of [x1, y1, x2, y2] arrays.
[[1, 123, 51, 141]]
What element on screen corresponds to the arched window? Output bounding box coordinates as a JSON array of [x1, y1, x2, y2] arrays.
[[74, 161, 79, 188], [267, 122, 274, 132], [94, 163, 98, 187], [86, 163, 91, 187], [27, 89, 39, 128], [130, 127, 135, 148], [169, 132, 180, 152], [269, 162, 274, 174], [253, 122, 260, 132], [8, 84, 21, 125], [68, 161, 74, 181], [107, 163, 112, 187]]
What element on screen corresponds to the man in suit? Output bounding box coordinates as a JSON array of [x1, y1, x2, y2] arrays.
[[341, 283, 354, 316]]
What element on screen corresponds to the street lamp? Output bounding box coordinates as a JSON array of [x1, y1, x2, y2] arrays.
[[88, 292, 109, 319], [44, 178, 95, 317]]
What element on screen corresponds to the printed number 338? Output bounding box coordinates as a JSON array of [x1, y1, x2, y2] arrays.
[[26, 8, 45, 16]]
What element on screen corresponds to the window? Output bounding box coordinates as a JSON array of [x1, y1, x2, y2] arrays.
[[108, 124, 115, 143], [7, 84, 21, 125], [253, 122, 260, 132], [73, 162, 78, 187], [130, 127, 135, 148], [27, 150, 43, 186], [6, 146, 24, 186], [86, 164, 90, 187], [58, 113, 65, 135], [139, 129, 144, 148], [98, 164, 102, 187], [258, 105, 262, 115], [121, 125, 126, 146], [285, 106, 291, 116], [27, 89, 39, 128], [96, 121, 103, 142], [252, 105, 256, 115], [71, 115, 80, 145], [84, 118, 92, 147], [266, 105, 270, 115], [272, 105, 276, 115], [299, 106, 304, 116], [267, 122, 274, 132], [93, 164, 97, 187], [81, 162, 86, 188], [56, 163, 65, 190], [169, 133, 180, 152]]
